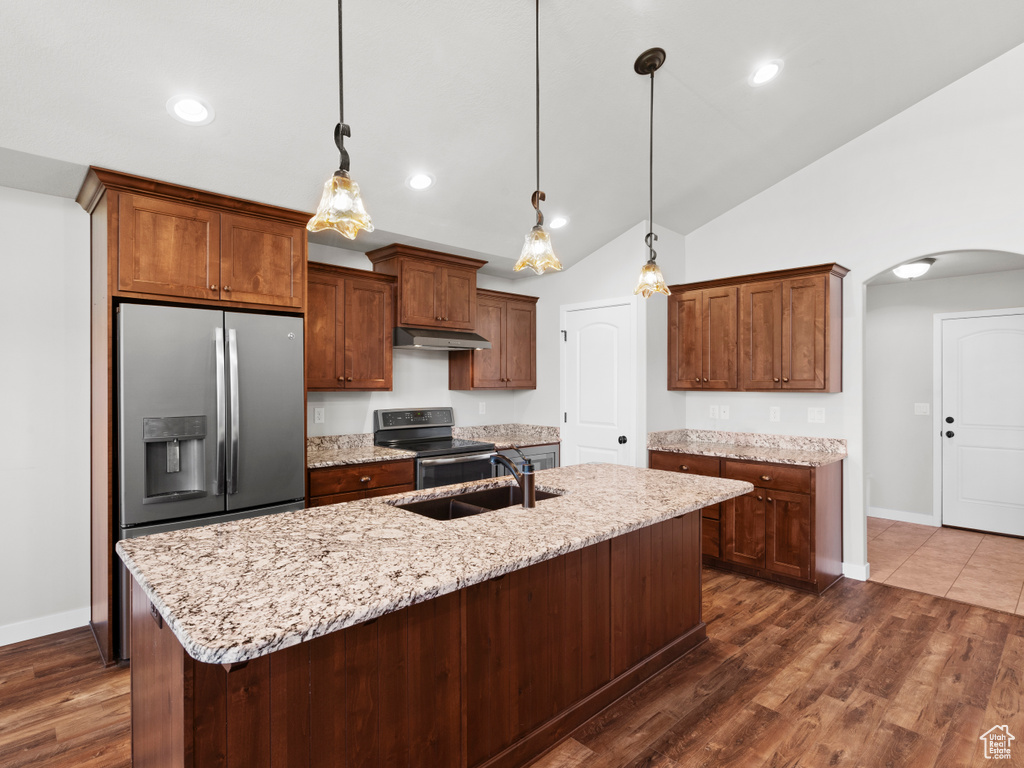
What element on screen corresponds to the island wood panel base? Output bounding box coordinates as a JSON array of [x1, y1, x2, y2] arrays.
[[130, 514, 705, 768]]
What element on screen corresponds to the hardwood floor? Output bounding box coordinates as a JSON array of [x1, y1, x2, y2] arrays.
[[2, 569, 1022, 767]]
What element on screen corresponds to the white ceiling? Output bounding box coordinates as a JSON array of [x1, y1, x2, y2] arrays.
[[3, 1, 1024, 278]]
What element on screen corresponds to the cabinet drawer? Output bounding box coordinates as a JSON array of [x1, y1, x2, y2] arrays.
[[309, 460, 415, 496], [722, 460, 811, 494], [648, 451, 721, 477], [310, 482, 416, 508], [702, 518, 721, 558], [701, 503, 720, 521]]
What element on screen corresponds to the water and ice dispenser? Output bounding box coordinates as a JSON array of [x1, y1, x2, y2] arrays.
[[142, 416, 207, 504]]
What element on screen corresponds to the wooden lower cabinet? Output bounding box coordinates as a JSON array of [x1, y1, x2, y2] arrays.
[[130, 514, 705, 768], [307, 459, 415, 507], [649, 450, 842, 594]]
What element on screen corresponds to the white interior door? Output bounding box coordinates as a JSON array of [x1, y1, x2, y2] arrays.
[[562, 302, 635, 466], [941, 312, 1024, 535]]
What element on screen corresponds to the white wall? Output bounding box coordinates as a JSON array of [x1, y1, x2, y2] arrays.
[[865, 267, 1024, 524], [0, 186, 91, 645], [680, 41, 1024, 577], [306, 242, 526, 435]]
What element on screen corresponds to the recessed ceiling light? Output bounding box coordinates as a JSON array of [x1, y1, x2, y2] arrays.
[[407, 173, 434, 190], [749, 60, 783, 87], [166, 95, 214, 126], [549, 216, 568, 229], [892, 258, 936, 279]]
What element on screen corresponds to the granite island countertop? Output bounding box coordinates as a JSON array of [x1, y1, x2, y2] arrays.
[[648, 429, 847, 467], [117, 464, 750, 665]]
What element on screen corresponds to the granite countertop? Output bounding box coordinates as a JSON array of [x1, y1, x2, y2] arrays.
[[117, 464, 750, 665], [647, 429, 847, 467], [453, 423, 560, 450], [307, 434, 414, 468]]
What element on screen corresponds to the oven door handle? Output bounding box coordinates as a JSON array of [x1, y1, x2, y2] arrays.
[[419, 452, 496, 466]]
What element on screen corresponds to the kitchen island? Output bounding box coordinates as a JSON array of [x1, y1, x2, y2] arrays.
[[119, 463, 751, 768]]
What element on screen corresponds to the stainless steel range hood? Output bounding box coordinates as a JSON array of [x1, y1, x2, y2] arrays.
[[393, 327, 492, 351]]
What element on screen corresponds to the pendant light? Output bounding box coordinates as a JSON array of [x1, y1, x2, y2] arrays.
[[633, 48, 670, 298], [514, 0, 562, 275], [308, 0, 374, 239]]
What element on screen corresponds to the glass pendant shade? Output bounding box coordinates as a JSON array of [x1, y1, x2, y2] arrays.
[[307, 170, 374, 239], [634, 258, 669, 298], [515, 225, 563, 275]]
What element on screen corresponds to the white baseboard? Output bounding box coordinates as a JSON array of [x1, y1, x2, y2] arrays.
[[0, 607, 91, 649], [843, 562, 870, 581], [868, 506, 940, 527]]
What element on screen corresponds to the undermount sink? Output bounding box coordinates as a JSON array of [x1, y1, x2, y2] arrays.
[[390, 485, 563, 521]]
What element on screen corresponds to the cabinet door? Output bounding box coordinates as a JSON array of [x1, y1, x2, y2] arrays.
[[722, 491, 766, 568], [667, 290, 703, 389], [344, 277, 393, 390], [305, 273, 344, 389], [220, 213, 305, 308], [117, 193, 220, 299], [765, 490, 812, 580], [399, 260, 442, 327], [470, 297, 505, 388], [703, 286, 738, 389], [504, 299, 536, 388], [739, 280, 782, 390], [440, 266, 476, 330], [781, 275, 826, 389]]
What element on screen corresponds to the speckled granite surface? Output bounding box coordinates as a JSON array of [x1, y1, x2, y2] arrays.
[[307, 433, 414, 468], [453, 424, 560, 449], [648, 429, 846, 467], [117, 464, 750, 665]]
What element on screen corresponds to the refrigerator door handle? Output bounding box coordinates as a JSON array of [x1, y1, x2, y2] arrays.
[[214, 327, 226, 496], [227, 328, 240, 495]]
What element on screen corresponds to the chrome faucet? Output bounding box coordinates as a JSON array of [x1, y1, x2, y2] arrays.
[[490, 447, 536, 508]]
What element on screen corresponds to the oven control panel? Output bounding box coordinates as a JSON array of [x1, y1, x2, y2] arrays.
[[375, 407, 454, 430]]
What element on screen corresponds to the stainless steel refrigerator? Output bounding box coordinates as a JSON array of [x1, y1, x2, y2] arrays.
[[116, 303, 305, 658]]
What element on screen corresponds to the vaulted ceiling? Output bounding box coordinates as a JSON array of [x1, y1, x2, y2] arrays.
[[3, 1, 1024, 277]]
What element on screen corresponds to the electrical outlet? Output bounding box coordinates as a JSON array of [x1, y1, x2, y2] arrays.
[[769, 406, 781, 423], [807, 407, 826, 424], [709, 405, 720, 419], [914, 403, 930, 415], [314, 407, 325, 424], [478, 401, 486, 415], [719, 405, 730, 420]]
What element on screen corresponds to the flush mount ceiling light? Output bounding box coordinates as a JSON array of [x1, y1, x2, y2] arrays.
[[308, 0, 374, 239], [633, 47, 670, 299], [892, 257, 936, 279], [514, 0, 562, 275], [407, 173, 434, 190], [549, 215, 568, 229], [749, 59, 783, 86], [166, 95, 214, 126]]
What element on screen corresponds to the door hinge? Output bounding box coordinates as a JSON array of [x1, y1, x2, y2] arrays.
[[561, 330, 567, 341], [564, 412, 567, 423]]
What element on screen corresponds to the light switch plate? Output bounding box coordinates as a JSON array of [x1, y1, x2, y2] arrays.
[[914, 403, 930, 415], [719, 405, 730, 419], [709, 405, 720, 419], [478, 402, 486, 415], [314, 407, 325, 424], [807, 407, 826, 423], [769, 406, 781, 423]]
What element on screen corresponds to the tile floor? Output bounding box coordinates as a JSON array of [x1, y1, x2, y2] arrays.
[[867, 516, 1024, 614]]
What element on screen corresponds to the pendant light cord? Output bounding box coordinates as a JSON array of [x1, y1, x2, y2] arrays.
[[535, 0, 540, 194], [646, 68, 657, 261], [335, 0, 351, 173]]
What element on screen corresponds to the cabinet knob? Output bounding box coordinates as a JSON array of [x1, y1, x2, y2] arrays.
[[680, 465, 689, 471], [767, 497, 773, 502], [436, 316, 442, 321], [782, 377, 789, 382], [224, 286, 231, 292], [695, 377, 700, 383], [756, 495, 763, 501], [347, 376, 353, 382], [760, 475, 771, 481], [773, 377, 779, 382], [210, 284, 218, 290], [360, 476, 371, 483], [703, 378, 709, 382], [443, 316, 449, 321]]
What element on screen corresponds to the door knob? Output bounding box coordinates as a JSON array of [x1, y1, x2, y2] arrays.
[[945, 416, 954, 424], [618, 435, 627, 444], [945, 430, 954, 438]]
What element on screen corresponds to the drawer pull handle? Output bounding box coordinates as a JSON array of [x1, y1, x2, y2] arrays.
[[680, 465, 689, 471], [761, 475, 771, 481], [360, 476, 371, 483]]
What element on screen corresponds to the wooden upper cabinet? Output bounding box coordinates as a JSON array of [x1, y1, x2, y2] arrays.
[[306, 263, 394, 391], [366, 244, 486, 331], [81, 167, 309, 312], [117, 193, 220, 300], [667, 287, 736, 390], [219, 213, 304, 308], [670, 263, 847, 393], [449, 289, 537, 390]]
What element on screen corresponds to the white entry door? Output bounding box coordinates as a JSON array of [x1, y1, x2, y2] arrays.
[[562, 301, 636, 466], [941, 311, 1024, 535]]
